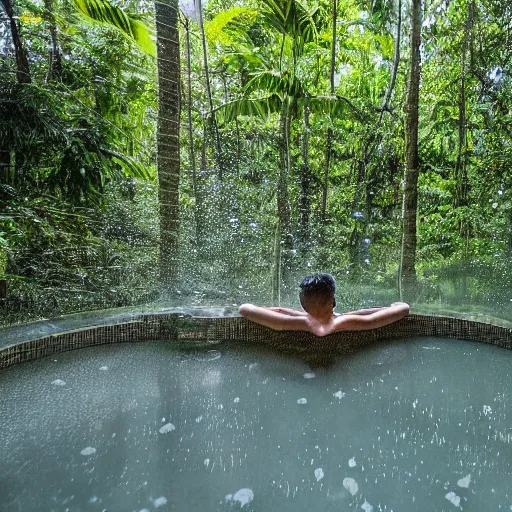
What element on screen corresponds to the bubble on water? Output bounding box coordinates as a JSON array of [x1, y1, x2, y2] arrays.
[[349, 457, 356, 467], [334, 391, 345, 399], [159, 423, 176, 434], [52, 379, 66, 386], [457, 474, 471, 488], [99, 366, 108, 371], [204, 458, 210, 467], [297, 398, 307, 405], [89, 496, 99, 504], [195, 416, 203, 423], [361, 500, 373, 512], [303, 372, 315, 379], [232, 488, 254, 507], [80, 447, 96, 456], [234, 397, 240, 403], [314, 468, 324, 481], [343, 477, 359, 495], [445, 491, 460, 507], [153, 496, 168, 508]]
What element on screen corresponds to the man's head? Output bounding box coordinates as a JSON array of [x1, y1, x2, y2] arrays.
[[299, 273, 336, 315]]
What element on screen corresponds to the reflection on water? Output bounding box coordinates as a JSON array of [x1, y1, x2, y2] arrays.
[[1, 337, 512, 511]]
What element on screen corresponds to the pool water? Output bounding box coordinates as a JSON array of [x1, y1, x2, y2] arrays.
[[1, 337, 512, 511]]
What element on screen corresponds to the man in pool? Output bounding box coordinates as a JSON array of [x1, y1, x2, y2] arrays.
[[239, 273, 409, 337]]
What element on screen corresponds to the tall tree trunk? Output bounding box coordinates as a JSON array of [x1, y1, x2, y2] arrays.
[[155, 0, 181, 288], [196, 0, 222, 179], [321, 0, 337, 224], [43, 0, 62, 82], [400, 0, 421, 296], [1, 0, 31, 84], [299, 106, 311, 252]]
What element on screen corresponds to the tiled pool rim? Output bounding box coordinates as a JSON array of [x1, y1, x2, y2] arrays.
[[1, 312, 512, 369]]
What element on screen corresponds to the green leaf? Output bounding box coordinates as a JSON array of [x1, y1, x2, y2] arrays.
[[72, 0, 156, 56], [204, 7, 258, 46]]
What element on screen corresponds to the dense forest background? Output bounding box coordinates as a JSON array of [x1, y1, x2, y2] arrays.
[[0, 0, 511, 325]]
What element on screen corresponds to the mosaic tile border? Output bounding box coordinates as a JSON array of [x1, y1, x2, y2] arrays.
[[1, 313, 512, 369]]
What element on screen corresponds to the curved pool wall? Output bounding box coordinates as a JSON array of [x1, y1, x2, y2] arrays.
[[1, 310, 512, 369]]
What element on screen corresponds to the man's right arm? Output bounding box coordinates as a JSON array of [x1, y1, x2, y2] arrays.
[[239, 304, 310, 331], [334, 302, 410, 331]]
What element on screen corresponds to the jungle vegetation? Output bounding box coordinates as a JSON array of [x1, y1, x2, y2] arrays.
[[1, 0, 511, 324]]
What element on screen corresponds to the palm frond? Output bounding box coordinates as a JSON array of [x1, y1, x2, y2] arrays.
[[72, 0, 156, 56], [213, 95, 282, 124]]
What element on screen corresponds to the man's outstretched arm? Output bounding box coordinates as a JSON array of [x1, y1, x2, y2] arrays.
[[334, 302, 410, 332], [239, 304, 310, 331]]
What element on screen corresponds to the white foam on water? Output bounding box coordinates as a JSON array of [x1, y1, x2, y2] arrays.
[[234, 397, 240, 403], [457, 474, 471, 488], [161, 417, 166, 422], [303, 372, 316, 379], [342, 478, 358, 495], [80, 447, 96, 456], [349, 457, 356, 467], [99, 366, 108, 371], [445, 492, 461, 507], [297, 398, 307, 405], [159, 423, 176, 434], [248, 363, 258, 370], [361, 500, 373, 512], [204, 458, 210, 467], [225, 494, 233, 502], [232, 488, 254, 507], [139, 509, 150, 512], [52, 379, 66, 386], [334, 391, 345, 399], [195, 416, 203, 423], [153, 496, 168, 508], [314, 468, 324, 481], [483, 405, 492, 416]]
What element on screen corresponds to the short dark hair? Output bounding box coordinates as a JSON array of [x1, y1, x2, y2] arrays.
[[299, 273, 336, 311]]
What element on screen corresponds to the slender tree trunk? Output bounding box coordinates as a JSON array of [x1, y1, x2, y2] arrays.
[[299, 106, 311, 252], [379, 0, 401, 124], [196, 0, 222, 178], [43, 0, 62, 82], [400, 0, 422, 295], [455, 1, 473, 249], [278, 100, 293, 250], [184, 17, 199, 230], [321, 0, 337, 224], [272, 221, 281, 303], [0, 145, 10, 184], [155, 0, 181, 288], [1, 0, 31, 84]]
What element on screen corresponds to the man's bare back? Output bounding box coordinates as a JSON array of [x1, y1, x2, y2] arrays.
[[239, 273, 409, 337]]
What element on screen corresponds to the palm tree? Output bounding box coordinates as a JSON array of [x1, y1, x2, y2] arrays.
[[214, 0, 364, 300]]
